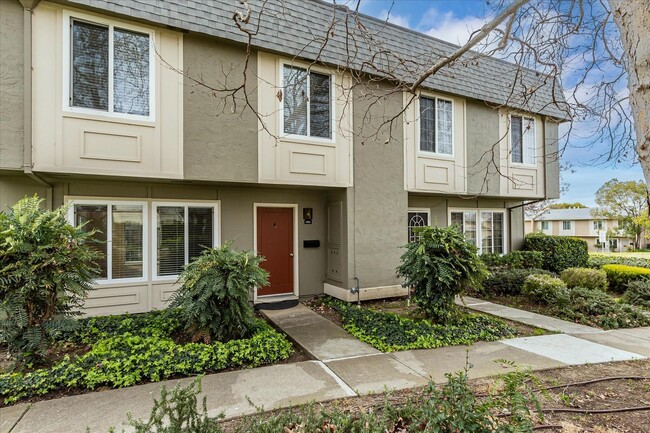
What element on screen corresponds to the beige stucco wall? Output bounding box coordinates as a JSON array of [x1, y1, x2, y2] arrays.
[[0, 0, 24, 171], [183, 35, 258, 183], [466, 101, 501, 196]]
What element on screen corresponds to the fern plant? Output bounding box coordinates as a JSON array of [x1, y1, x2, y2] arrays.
[[0, 196, 101, 360], [397, 226, 487, 322], [169, 242, 268, 342]]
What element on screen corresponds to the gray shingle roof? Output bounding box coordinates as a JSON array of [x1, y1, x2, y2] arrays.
[[59, 0, 569, 119], [530, 208, 602, 221]]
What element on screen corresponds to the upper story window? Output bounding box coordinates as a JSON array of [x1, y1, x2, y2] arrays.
[[419, 96, 453, 155], [541, 221, 550, 230], [70, 18, 152, 118], [593, 220, 605, 230], [510, 115, 535, 164], [562, 221, 572, 230], [282, 65, 332, 139]]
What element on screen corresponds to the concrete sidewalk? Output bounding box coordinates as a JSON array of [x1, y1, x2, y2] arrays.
[[2, 305, 649, 433]]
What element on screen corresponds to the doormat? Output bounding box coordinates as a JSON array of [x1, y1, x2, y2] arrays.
[[255, 300, 299, 310]]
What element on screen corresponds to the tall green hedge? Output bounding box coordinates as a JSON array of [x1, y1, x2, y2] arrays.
[[524, 233, 588, 273]]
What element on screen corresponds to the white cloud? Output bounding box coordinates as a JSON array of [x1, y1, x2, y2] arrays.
[[416, 8, 486, 45], [377, 9, 411, 29]]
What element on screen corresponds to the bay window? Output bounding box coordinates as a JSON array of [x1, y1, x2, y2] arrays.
[[510, 115, 535, 164], [450, 209, 505, 254], [69, 17, 152, 117], [419, 96, 453, 155], [282, 65, 332, 139]]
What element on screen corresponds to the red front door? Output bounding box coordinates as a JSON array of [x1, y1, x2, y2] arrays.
[[257, 207, 294, 296]]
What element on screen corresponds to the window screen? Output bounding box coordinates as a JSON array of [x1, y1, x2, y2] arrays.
[[188, 207, 213, 261], [436, 99, 453, 154], [511, 116, 523, 163], [113, 28, 150, 116], [157, 206, 185, 277], [283, 65, 308, 135], [72, 20, 109, 111], [75, 204, 108, 279], [419, 97, 435, 152], [309, 72, 331, 138]]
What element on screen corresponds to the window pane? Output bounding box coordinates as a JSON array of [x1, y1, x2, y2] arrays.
[[481, 212, 493, 253], [450, 212, 463, 231], [111, 205, 143, 279], [407, 211, 429, 242], [523, 117, 535, 164], [72, 20, 109, 110], [493, 213, 504, 254], [75, 205, 108, 279], [157, 206, 185, 276], [114, 28, 150, 116], [511, 116, 523, 163], [464, 211, 477, 246], [283, 65, 308, 135], [188, 207, 213, 262], [309, 72, 331, 138], [436, 99, 453, 154], [419, 97, 435, 152]]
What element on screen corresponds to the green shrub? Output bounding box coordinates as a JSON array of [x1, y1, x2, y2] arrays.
[[522, 274, 570, 307], [556, 287, 650, 329], [588, 254, 650, 269], [560, 267, 608, 291], [621, 280, 650, 308], [397, 226, 487, 321], [482, 269, 556, 296], [602, 264, 650, 292], [0, 316, 292, 404], [0, 196, 102, 359], [480, 251, 544, 270], [326, 298, 516, 352], [170, 243, 268, 342], [524, 233, 589, 272]]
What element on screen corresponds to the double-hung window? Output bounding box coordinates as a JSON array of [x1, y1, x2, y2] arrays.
[[282, 65, 332, 139], [69, 17, 152, 117], [407, 210, 430, 242], [450, 210, 505, 254], [419, 96, 453, 155], [510, 115, 535, 164], [71, 200, 146, 282], [153, 203, 219, 278]]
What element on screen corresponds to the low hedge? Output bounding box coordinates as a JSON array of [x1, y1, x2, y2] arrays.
[[560, 267, 608, 291], [326, 299, 516, 352], [588, 255, 650, 269], [482, 269, 556, 296], [602, 264, 650, 292], [522, 274, 569, 307], [0, 312, 293, 404], [480, 251, 544, 270], [524, 233, 589, 272], [621, 280, 650, 309]]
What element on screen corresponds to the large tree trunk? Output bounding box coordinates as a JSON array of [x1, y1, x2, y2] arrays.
[[610, 0, 650, 193]]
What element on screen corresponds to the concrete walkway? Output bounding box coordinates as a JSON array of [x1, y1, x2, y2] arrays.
[[2, 305, 649, 433]]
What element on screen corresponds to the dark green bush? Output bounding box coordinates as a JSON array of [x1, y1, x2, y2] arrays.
[[0, 196, 102, 359], [602, 264, 650, 293], [524, 233, 589, 272], [482, 269, 556, 296], [0, 312, 293, 405], [621, 280, 650, 308], [397, 226, 487, 321], [560, 267, 608, 291], [326, 298, 516, 352], [556, 287, 650, 329], [170, 243, 268, 342], [588, 255, 650, 269], [522, 274, 570, 307], [480, 251, 544, 270]]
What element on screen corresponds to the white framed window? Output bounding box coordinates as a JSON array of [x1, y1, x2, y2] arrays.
[[562, 221, 572, 230], [418, 96, 453, 155], [510, 115, 535, 165], [281, 63, 333, 139], [63, 12, 154, 120], [407, 209, 430, 242], [593, 220, 605, 230], [450, 209, 506, 254], [540, 220, 550, 230], [68, 199, 148, 283], [152, 202, 220, 279]]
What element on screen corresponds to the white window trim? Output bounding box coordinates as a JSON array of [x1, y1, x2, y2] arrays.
[[152, 201, 221, 281], [416, 94, 455, 158], [62, 10, 156, 122], [448, 208, 508, 255], [67, 198, 149, 285], [407, 208, 431, 241], [509, 114, 536, 167], [278, 60, 336, 144]]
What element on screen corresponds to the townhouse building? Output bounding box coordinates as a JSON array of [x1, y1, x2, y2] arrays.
[[0, 0, 564, 315], [525, 207, 637, 252]]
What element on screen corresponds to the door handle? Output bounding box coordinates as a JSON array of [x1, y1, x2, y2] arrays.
[[290, 253, 294, 257]]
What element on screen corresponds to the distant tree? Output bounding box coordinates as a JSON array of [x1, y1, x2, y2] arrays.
[[550, 202, 588, 209], [594, 179, 649, 248]]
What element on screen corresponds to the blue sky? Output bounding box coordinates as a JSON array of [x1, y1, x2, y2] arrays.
[[347, 0, 645, 206]]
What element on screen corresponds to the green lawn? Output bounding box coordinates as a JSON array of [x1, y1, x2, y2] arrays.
[[591, 252, 650, 259]]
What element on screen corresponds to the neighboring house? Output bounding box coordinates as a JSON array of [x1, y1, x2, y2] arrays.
[[525, 207, 635, 252], [0, 0, 565, 315]]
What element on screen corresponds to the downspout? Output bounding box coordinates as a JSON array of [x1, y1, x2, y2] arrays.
[[19, 0, 52, 209]]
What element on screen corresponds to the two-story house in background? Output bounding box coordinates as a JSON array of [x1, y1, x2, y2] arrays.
[[0, 0, 565, 316], [525, 207, 638, 252]]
